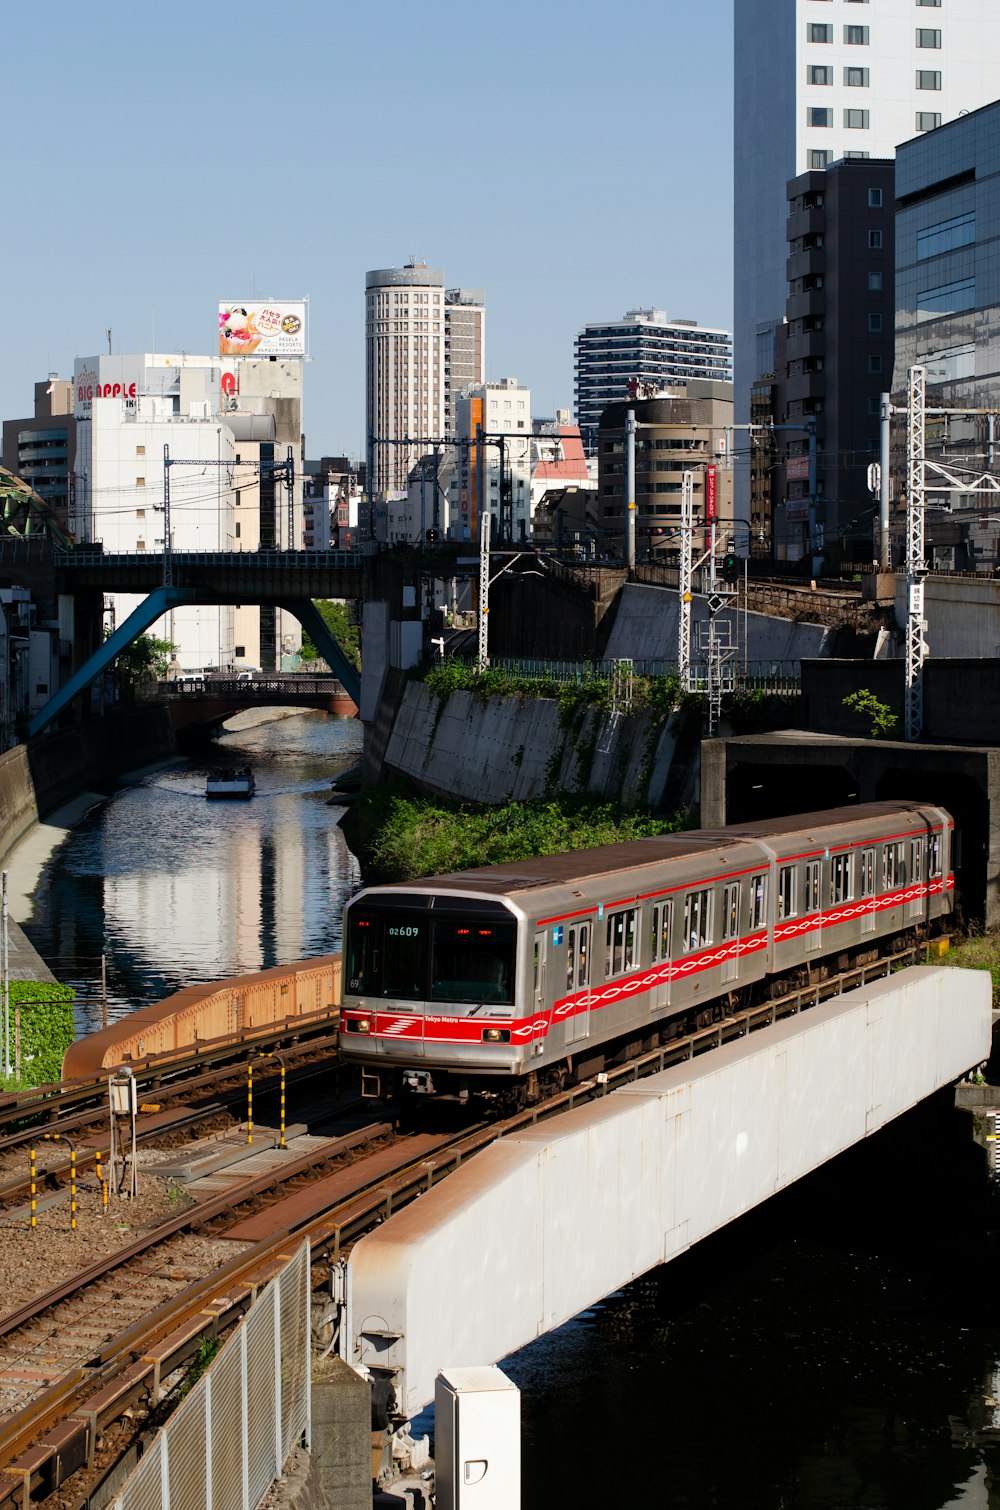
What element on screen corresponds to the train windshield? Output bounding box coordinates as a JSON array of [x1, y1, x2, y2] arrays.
[[345, 902, 516, 1005]]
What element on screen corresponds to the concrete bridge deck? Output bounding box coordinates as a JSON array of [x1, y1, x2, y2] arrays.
[[346, 965, 991, 1417]]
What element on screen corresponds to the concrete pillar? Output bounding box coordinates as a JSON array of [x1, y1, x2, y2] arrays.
[[308, 1356, 372, 1510], [700, 739, 728, 827]]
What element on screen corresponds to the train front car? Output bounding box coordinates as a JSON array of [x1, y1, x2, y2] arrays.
[[339, 884, 531, 1103]]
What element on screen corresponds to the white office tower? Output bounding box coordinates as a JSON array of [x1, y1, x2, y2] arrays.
[[366, 263, 446, 495], [734, 0, 1000, 445]]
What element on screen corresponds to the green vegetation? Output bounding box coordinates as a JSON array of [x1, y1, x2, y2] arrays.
[[301, 600, 361, 669], [842, 688, 898, 739], [113, 633, 176, 693], [930, 930, 1000, 1008], [421, 661, 681, 722], [0, 981, 75, 1092], [351, 783, 692, 883], [178, 1337, 221, 1399]]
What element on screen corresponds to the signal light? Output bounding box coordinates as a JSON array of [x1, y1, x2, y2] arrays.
[[721, 552, 740, 585]]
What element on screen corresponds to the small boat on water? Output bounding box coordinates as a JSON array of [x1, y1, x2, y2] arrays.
[[206, 767, 255, 800]]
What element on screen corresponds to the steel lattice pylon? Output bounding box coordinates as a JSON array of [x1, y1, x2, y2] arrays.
[[477, 506, 491, 672], [905, 365, 927, 742]]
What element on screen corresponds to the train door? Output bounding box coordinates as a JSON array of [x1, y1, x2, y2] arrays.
[[649, 901, 673, 1013], [805, 859, 822, 954], [909, 838, 924, 921], [565, 922, 591, 1043], [722, 882, 741, 984], [859, 846, 876, 935], [531, 930, 548, 1056]]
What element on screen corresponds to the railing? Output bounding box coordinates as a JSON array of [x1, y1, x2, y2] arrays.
[[55, 547, 365, 570], [110, 1242, 310, 1510], [465, 655, 802, 693], [152, 675, 346, 698]]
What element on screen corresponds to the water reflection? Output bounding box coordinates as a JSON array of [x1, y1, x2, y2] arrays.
[[25, 712, 362, 1032]]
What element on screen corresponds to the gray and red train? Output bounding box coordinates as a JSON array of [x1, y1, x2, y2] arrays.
[[339, 801, 954, 1106]]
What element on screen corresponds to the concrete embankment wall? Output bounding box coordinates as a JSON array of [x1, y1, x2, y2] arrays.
[[602, 582, 832, 664], [382, 681, 698, 809]]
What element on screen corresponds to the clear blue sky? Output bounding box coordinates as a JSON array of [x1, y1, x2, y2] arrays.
[[3, 0, 734, 458]]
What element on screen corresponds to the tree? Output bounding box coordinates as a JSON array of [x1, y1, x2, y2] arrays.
[[842, 688, 898, 739], [113, 633, 176, 693], [300, 600, 360, 670]]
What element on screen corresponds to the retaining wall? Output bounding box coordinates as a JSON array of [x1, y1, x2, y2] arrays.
[[381, 681, 696, 809]]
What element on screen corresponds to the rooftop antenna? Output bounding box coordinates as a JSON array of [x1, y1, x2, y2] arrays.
[[106, 328, 112, 356]]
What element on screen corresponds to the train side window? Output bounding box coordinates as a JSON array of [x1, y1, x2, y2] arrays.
[[911, 839, 923, 886], [651, 906, 660, 963], [831, 852, 852, 904], [750, 874, 767, 930], [683, 889, 712, 951], [804, 860, 821, 913], [884, 842, 905, 890], [577, 923, 590, 987], [660, 901, 672, 959], [929, 832, 942, 878], [778, 865, 796, 919], [606, 908, 637, 977], [723, 882, 741, 940], [859, 848, 875, 897], [566, 928, 577, 990]]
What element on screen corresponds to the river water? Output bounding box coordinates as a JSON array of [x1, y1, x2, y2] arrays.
[[22, 712, 1000, 1507]]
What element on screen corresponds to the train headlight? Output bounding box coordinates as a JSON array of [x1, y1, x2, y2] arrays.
[[482, 1028, 511, 1044], [347, 1016, 372, 1034]]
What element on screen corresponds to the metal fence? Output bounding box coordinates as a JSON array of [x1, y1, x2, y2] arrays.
[[473, 655, 802, 694], [110, 1242, 311, 1510]]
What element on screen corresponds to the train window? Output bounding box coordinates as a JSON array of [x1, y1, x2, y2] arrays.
[[750, 874, 767, 930], [651, 902, 673, 962], [778, 866, 796, 919], [831, 852, 852, 904], [382, 918, 429, 1000], [430, 919, 515, 1004], [346, 914, 377, 994], [605, 908, 637, 977], [911, 839, 923, 886], [566, 929, 576, 990], [929, 832, 942, 878], [859, 848, 875, 897], [884, 842, 905, 890], [577, 923, 590, 987], [683, 889, 712, 951], [805, 861, 821, 913], [723, 883, 741, 941]]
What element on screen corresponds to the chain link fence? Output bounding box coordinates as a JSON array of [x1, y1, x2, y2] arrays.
[[111, 1242, 311, 1510], [474, 655, 802, 693]]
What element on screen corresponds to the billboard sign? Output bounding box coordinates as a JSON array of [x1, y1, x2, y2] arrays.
[[218, 301, 306, 358], [74, 356, 143, 420], [705, 464, 717, 521]]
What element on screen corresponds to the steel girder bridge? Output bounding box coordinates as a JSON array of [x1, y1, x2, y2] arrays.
[[30, 548, 366, 737]]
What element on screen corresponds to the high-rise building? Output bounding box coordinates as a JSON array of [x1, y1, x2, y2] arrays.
[[734, 2, 1000, 451], [2, 378, 76, 530], [365, 263, 446, 494], [444, 289, 485, 436], [574, 310, 732, 455]]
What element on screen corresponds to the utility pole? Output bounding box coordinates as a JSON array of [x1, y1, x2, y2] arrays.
[[905, 365, 928, 742], [678, 471, 693, 692], [625, 409, 637, 570], [162, 445, 173, 588], [477, 504, 490, 672], [879, 392, 892, 570]]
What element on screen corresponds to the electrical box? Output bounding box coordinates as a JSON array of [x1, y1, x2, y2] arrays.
[[435, 1366, 520, 1510]]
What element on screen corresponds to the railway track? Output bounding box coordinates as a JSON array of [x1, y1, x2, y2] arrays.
[[0, 938, 944, 1506]]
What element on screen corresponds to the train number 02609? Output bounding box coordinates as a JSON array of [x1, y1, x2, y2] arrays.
[[387, 925, 421, 938]]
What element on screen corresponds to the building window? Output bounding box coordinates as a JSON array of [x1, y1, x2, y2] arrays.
[[868, 354, 883, 374], [808, 65, 833, 84], [845, 66, 870, 86], [917, 211, 975, 260], [916, 27, 942, 46], [867, 396, 881, 415], [845, 108, 870, 128], [845, 24, 869, 43], [235, 521, 241, 539], [809, 149, 833, 169], [868, 187, 883, 207], [136, 476, 145, 487], [917, 277, 976, 320], [869, 229, 883, 249], [135, 445, 145, 457], [135, 508, 145, 519], [868, 271, 883, 291], [868, 313, 883, 332], [916, 111, 942, 130], [916, 69, 942, 88], [808, 23, 833, 42], [809, 107, 833, 127], [917, 0, 941, 6]]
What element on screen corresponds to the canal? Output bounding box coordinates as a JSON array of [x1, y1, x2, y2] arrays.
[[22, 710, 1000, 1507]]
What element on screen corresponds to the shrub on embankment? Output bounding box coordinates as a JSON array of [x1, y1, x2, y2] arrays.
[[348, 782, 691, 884], [0, 981, 75, 1092]]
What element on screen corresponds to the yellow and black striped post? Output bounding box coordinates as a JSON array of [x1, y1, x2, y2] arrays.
[[69, 1149, 76, 1231], [29, 1147, 36, 1231], [96, 1150, 108, 1215], [279, 1061, 286, 1148], [247, 1060, 253, 1145]]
